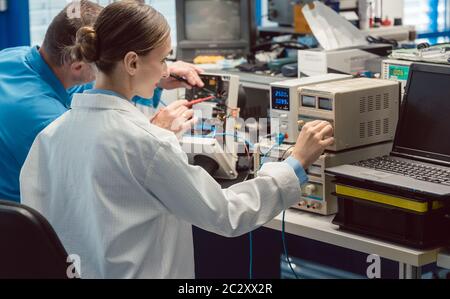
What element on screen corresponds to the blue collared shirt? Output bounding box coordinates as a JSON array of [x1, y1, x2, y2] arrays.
[[0, 46, 164, 202], [0, 46, 79, 202], [132, 88, 164, 108]]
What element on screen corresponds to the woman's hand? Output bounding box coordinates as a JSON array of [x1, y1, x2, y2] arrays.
[[151, 100, 196, 137], [291, 120, 335, 169]]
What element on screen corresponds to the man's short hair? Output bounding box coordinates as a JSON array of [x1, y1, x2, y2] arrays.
[[41, 0, 103, 66]]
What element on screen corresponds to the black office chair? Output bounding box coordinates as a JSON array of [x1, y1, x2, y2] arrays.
[[0, 199, 70, 278]]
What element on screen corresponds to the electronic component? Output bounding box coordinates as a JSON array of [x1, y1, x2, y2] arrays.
[[254, 141, 293, 176], [256, 139, 392, 215], [270, 74, 352, 144], [181, 136, 238, 179], [219, 69, 285, 119], [181, 73, 240, 180], [185, 73, 240, 121], [266, 78, 400, 215], [298, 44, 393, 77], [298, 78, 400, 152], [381, 59, 413, 96]]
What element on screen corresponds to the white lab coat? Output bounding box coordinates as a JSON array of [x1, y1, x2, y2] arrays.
[[20, 93, 302, 279]]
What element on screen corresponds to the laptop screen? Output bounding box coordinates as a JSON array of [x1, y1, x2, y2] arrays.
[[393, 63, 450, 164]]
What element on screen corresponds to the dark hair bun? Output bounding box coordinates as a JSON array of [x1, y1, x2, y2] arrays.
[[68, 26, 99, 63]]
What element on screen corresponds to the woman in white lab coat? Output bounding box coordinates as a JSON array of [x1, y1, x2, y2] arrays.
[[20, 2, 334, 279]]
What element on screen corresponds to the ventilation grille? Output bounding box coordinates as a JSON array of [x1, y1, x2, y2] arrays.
[[383, 118, 389, 134], [359, 122, 365, 139], [375, 119, 381, 135], [383, 93, 390, 109], [375, 94, 381, 110], [357, 93, 393, 140], [359, 97, 366, 113], [359, 119, 388, 140], [368, 96, 374, 112], [360, 93, 391, 114], [367, 121, 374, 137]]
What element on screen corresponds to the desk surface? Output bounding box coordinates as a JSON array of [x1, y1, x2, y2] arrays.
[[264, 209, 442, 267]]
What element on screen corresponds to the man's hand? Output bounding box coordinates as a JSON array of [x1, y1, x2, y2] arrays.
[[292, 120, 335, 169], [151, 100, 196, 136], [159, 61, 205, 90]]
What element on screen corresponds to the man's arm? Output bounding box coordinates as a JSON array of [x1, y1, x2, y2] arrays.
[[158, 61, 205, 90]]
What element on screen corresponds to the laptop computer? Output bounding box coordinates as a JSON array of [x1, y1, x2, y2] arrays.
[[326, 63, 450, 197]]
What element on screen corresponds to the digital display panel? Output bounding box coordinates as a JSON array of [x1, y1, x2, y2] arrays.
[[302, 95, 316, 108], [271, 87, 290, 110], [388, 65, 410, 81], [319, 98, 333, 111]]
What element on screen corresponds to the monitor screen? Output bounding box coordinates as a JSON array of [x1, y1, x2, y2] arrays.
[[394, 67, 450, 162], [185, 0, 241, 41]]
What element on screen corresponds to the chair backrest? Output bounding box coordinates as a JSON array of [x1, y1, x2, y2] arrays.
[[0, 200, 70, 278]]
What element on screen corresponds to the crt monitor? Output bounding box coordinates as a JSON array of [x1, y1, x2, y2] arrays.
[[176, 0, 256, 62]]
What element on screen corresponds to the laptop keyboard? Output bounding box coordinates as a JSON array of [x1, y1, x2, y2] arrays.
[[353, 156, 450, 185]]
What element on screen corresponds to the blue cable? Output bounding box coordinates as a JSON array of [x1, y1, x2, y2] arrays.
[[192, 132, 293, 279], [282, 210, 299, 279], [217, 131, 256, 279], [259, 133, 285, 165], [247, 135, 286, 279], [191, 130, 255, 279], [186, 131, 256, 164], [260, 143, 278, 165], [258, 134, 299, 279]]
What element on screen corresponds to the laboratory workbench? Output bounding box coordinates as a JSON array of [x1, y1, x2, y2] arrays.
[[264, 208, 443, 279]]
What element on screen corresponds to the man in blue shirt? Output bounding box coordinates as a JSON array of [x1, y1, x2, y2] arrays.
[[0, 1, 204, 202]]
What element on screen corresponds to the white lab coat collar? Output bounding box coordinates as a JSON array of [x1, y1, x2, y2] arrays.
[[71, 92, 158, 135], [71, 93, 138, 112]]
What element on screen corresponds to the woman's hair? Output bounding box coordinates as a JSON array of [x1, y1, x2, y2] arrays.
[[42, 0, 103, 66], [65, 1, 171, 73]]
